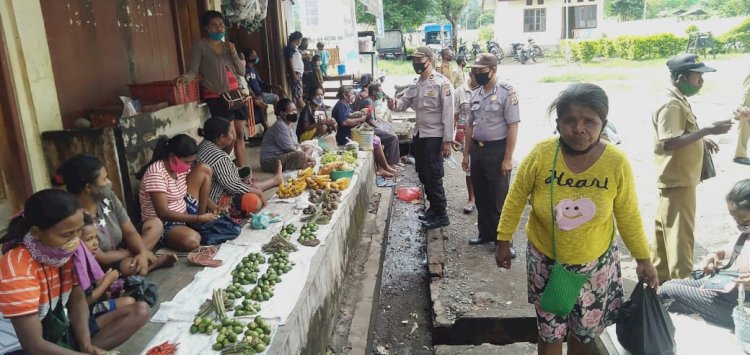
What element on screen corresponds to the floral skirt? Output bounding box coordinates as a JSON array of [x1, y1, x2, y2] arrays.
[[526, 242, 624, 344]]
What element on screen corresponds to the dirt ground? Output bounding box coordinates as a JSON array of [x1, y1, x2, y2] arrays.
[[385, 53, 750, 344]]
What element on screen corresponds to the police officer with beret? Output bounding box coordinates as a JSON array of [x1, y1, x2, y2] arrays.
[[463, 54, 520, 250], [651, 53, 734, 281], [389, 46, 455, 229]]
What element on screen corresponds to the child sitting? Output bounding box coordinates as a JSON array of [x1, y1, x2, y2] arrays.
[[74, 214, 150, 338]]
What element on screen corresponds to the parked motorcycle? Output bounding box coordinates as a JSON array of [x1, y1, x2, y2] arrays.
[[510, 42, 528, 64], [471, 42, 480, 60], [527, 37, 543, 57], [486, 40, 505, 62]]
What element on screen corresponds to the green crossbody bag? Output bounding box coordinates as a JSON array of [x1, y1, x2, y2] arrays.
[[539, 140, 613, 317]]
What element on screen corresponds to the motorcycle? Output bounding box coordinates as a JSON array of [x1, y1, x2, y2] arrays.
[[471, 42, 480, 60], [510, 42, 528, 64], [527, 37, 543, 57], [486, 40, 505, 62], [458, 41, 468, 59]]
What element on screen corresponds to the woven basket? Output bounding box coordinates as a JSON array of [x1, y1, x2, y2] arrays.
[[733, 285, 750, 343], [351, 125, 374, 151]]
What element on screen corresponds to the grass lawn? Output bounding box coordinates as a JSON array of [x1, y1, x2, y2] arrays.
[[539, 72, 629, 83], [378, 59, 415, 76]]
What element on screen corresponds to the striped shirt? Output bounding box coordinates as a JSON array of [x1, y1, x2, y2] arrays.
[[139, 160, 188, 220], [196, 140, 251, 202], [0, 247, 75, 353]]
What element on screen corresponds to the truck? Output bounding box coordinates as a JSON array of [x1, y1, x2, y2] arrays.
[[422, 23, 452, 51], [376, 30, 406, 60]]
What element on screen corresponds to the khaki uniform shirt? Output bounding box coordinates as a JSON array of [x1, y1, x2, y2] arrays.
[[468, 81, 520, 142], [393, 71, 455, 141], [437, 62, 464, 89], [653, 87, 703, 188], [743, 71, 750, 106]]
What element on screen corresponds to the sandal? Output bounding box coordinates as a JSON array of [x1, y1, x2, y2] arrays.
[[463, 203, 476, 214], [187, 246, 223, 267]]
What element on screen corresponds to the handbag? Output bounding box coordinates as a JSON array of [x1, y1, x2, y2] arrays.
[[539, 140, 614, 317], [701, 143, 716, 181], [123, 275, 159, 307], [41, 267, 77, 350], [692, 232, 748, 293], [221, 88, 248, 111]]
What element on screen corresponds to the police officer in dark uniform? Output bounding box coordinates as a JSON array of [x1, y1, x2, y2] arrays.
[[389, 47, 455, 229], [463, 54, 520, 251]]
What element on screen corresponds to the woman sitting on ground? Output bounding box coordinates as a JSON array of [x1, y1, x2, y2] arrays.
[[56, 154, 173, 277], [74, 214, 151, 344], [137, 134, 220, 252], [0, 189, 148, 354], [197, 117, 282, 216], [332, 85, 396, 178], [297, 86, 336, 142], [259, 98, 317, 172], [659, 178, 750, 330]]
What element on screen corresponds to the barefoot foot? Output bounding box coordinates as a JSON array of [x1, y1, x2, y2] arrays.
[[149, 252, 178, 272], [376, 168, 394, 178], [272, 160, 284, 185]]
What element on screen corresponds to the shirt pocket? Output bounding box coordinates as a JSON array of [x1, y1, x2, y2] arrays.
[[489, 101, 502, 112]]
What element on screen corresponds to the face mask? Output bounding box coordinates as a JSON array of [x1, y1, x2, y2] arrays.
[[739, 224, 750, 233], [678, 81, 700, 97], [23, 233, 79, 267], [474, 72, 493, 86], [285, 113, 299, 123], [313, 97, 324, 106], [208, 32, 225, 41], [170, 156, 191, 174], [249, 58, 259, 65], [413, 62, 427, 74], [377, 92, 385, 100], [90, 181, 112, 201]]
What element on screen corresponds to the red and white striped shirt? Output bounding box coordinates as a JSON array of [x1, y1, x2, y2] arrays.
[[139, 160, 188, 221]]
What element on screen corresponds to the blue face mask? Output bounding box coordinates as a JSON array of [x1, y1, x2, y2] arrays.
[[208, 32, 225, 41]]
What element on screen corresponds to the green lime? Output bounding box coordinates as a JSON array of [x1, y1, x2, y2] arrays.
[[212, 342, 223, 350]]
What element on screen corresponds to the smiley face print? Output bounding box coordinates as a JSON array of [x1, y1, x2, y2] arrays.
[[554, 198, 597, 231]]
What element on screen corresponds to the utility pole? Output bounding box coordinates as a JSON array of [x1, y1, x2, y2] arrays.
[[643, 0, 647, 20]]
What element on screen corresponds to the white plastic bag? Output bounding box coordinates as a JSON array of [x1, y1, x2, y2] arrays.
[[119, 96, 138, 118]]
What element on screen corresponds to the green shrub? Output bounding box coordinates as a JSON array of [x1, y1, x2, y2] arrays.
[[405, 47, 415, 56], [566, 33, 686, 62], [720, 17, 750, 53], [478, 26, 494, 43], [572, 41, 597, 62], [685, 24, 699, 35]]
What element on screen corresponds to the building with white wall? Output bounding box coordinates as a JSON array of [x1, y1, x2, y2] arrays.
[[492, 0, 604, 49]]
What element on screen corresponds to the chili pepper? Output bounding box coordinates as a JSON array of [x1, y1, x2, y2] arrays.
[[146, 341, 179, 355]]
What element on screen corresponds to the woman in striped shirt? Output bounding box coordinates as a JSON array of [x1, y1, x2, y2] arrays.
[[0, 189, 147, 354], [137, 134, 220, 252], [197, 117, 283, 218]]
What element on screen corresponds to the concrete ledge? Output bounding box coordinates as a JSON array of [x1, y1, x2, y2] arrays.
[[427, 228, 445, 277], [268, 154, 375, 353]]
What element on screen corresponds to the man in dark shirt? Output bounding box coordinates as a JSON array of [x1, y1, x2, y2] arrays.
[[285, 31, 305, 110], [244, 49, 282, 132]]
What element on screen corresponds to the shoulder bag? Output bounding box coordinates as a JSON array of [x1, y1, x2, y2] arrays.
[[539, 139, 614, 317]]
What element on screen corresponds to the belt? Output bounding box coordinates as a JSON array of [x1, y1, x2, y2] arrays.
[[472, 138, 506, 147]]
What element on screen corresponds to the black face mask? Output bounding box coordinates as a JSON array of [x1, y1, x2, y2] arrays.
[[285, 113, 299, 123], [474, 72, 492, 86], [413, 62, 427, 74]]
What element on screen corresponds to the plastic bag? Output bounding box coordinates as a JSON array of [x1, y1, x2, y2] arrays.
[[119, 96, 138, 118], [616, 283, 676, 355], [396, 187, 421, 202], [123, 275, 159, 307]]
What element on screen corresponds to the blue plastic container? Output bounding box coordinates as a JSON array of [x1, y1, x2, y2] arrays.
[[337, 64, 346, 75]]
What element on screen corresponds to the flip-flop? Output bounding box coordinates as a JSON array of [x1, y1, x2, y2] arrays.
[[463, 203, 476, 213], [187, 246, 223, 267], [376, 177, 397, 187]]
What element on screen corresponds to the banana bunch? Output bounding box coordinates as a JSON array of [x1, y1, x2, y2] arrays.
[[306, 175, 333, 190], [297, 167, 314, 179], [329, 178, 351, 191], [277, 179, 307, 198]]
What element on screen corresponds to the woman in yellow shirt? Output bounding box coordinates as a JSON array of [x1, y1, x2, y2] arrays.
[[495, 83, 658, 355]]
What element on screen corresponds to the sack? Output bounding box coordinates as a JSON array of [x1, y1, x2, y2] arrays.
[[616, 283, 676, 355], [701, 145, 716, 181], [539, 262, 590, 317], [221, 89, 248, 111], [193, 216, 241, 245], [123, 275, 159, 307]]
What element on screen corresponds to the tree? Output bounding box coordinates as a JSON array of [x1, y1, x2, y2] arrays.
[[477, 11, 494, 26], [605, 0, 645, 21], [355, 0, 436, 31], [436, 0, 469, 48]]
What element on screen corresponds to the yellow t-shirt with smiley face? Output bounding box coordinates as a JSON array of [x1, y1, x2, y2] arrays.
[[497, 137, 650, 264]]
